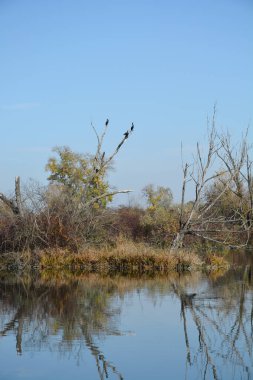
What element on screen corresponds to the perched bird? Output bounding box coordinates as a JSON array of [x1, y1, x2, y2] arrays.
[[186, 292, 197, 299], [105, 118, 109, 126], [182, 293, 197, 306], [124, 131, 129, 138], [117, 141, 124, 151], [131, 123, 134, 131]]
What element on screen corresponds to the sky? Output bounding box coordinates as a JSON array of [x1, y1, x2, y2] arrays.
[[0, 0, 252, 205]]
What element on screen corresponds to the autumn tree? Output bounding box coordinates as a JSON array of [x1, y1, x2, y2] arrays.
[[46, 119, 134, 209], [0, 119, 134, 252], [143, 184, 173, 211], [141, 184, 177, 247]]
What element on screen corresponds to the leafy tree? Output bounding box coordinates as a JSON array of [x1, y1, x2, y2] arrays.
[[141, 184, 176, 247], [46, 120, 134, 209], [143, 184, 173, 211], [46, 147, 110, 208], [0, 120, 134, 252]]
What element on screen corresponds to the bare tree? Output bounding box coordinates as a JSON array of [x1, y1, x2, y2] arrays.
[[0, 120, 135, 253], [217, 129, 253, 238], [172, 276, 253, 380], [87, 118, 134, 205], [172, 110, 252, 250], [46, 118, 135, 207], [0, 176, 23, 216]]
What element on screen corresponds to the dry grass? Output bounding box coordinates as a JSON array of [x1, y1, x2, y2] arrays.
[[205, 253, 230, 269], [38, 237, 203, 273], [2, 238, 233, 274]]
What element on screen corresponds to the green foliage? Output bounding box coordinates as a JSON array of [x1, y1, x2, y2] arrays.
[[141, 184, 176, 247], [141, 207, 177, 247], [142, 184, 173, 211], [46, 146, 111, 208]]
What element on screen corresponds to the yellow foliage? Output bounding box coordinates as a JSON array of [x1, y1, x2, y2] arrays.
[[206, 254, 229, 268], [46, 146, 111, 208]]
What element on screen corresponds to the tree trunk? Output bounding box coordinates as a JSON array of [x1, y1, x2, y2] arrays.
[[15, 176, 24, 217], [0, 177, 23, 216], [171, 231, 185, 250]]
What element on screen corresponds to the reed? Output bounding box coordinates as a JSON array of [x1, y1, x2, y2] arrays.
[[1, 237, 233, 274], [38, 237, 203, 273]]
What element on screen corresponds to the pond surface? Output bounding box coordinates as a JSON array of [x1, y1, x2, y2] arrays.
[[0, 262, 253, 379]]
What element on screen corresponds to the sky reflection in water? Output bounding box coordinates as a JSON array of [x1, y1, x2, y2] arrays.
[[0, 266, 252, 380]]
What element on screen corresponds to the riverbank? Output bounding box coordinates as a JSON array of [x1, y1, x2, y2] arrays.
[[0, 238, 231, 274]]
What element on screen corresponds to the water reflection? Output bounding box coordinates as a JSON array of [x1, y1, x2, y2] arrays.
[[0, 274, 125, 379], [0, 264, 252, 380], [173, 265, 253, 379]]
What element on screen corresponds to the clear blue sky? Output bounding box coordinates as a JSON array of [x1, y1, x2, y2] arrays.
[[0, 0, 252, 204]]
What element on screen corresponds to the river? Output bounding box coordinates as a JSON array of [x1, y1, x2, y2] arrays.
[[0, 258, 252, 379]]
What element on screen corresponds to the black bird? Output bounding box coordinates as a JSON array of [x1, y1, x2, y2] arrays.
[[182, 293, 197, 306], [124, 131, 129, 138], [117, 141, 124, 151], [131, 123, 134, 131], [105, 118, 109, 126]]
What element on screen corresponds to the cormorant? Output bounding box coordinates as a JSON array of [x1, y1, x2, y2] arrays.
[[117, 141, 124, 151], [124, 131, 129, 138], [105, 118, 109, 126], [131, 123, 134, 131], [182, 293, 197, 306]]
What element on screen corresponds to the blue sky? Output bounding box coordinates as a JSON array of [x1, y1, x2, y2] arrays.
[[0, 0, 252, 204]]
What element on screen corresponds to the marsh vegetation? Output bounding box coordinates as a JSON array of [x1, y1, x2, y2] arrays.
[[0, 115, 252, 272]]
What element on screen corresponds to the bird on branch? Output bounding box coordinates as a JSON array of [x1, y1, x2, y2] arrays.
[[131, 123, 134, 131], [124, 131, 129, 138], [117, 141, 124, 151], [105, 118, 109, 126]]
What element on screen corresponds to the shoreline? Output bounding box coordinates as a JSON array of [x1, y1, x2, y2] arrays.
[[0, 240, 232, 274]]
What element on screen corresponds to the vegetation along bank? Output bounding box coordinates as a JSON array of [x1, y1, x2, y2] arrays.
[[0, 114, 252, 272]]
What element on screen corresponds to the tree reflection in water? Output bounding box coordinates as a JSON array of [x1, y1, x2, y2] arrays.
[[172, 265, 253, 379], [0, 275, 124, 379], [0, 265, 252, 380]]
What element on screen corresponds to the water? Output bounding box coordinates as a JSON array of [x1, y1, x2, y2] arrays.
[[0, 264, 252, 380]]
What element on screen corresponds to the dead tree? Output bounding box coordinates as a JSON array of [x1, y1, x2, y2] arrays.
[[171, 275, 253, 380], [0, 176, 23, 216], [217, 130, 253, 239], [172, 110, 252, 250], [89, 119, 134, 205]]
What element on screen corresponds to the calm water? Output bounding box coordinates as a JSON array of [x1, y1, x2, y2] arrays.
[[0, 262, 253, 379]]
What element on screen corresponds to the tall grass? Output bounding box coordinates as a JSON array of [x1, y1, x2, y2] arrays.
[[38, 237, 202, 273]]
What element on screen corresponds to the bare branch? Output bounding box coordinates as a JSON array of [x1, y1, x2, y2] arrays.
[[85, 190, 132, 207], [0, 192, 19, 214]]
